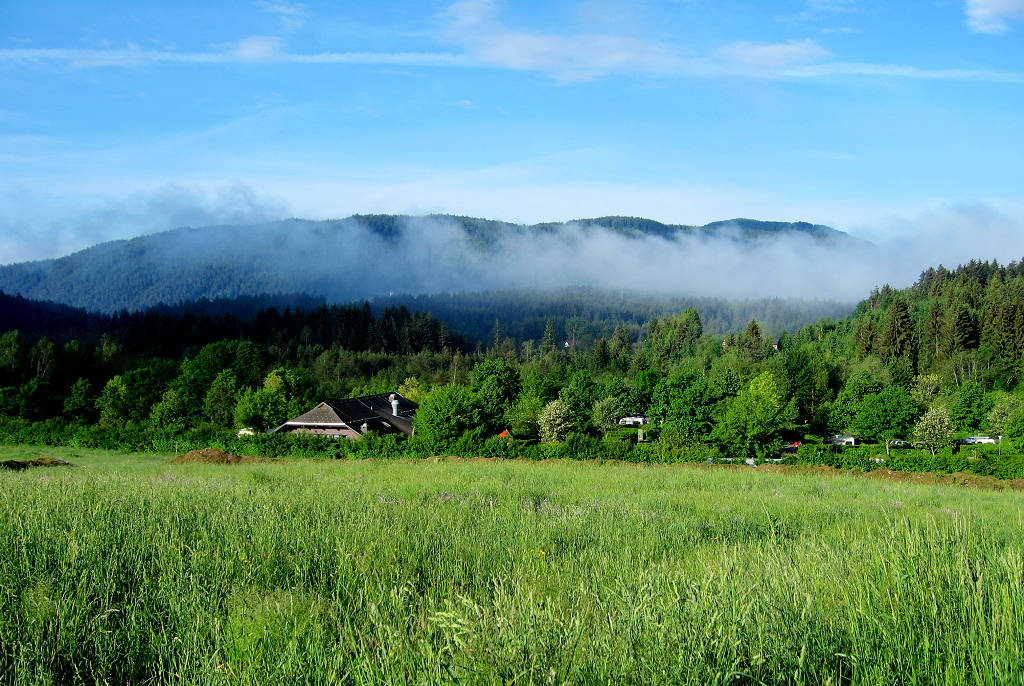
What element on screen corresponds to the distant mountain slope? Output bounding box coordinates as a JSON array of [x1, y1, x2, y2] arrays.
[[0, 214, 870, 313]]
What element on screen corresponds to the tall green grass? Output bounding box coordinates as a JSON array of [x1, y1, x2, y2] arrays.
[[1, 447, 1023, 684]]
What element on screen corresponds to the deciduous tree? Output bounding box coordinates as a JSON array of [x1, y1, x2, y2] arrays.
[[539, 399, 572, 443], [713, 372, 795, 459], [413, 385, 483, 450], [913, 405, 954, 456]]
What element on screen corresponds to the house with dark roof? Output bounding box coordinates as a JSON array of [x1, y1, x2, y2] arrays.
[[272, 392, 417, 439]]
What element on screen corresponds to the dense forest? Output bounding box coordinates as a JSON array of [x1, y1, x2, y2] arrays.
[[370, 288, 852, 344], [0, 259, 1023, 471], [0, 288, 850, 352]]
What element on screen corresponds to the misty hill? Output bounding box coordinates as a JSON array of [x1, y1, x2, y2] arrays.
[[0, 214, 870, 313]]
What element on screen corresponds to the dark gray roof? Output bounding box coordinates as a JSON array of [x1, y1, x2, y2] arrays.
[[277, 392, 417, 436]]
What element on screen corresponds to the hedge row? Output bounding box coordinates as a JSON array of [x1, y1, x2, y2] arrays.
[[3, 416, 1022, 478], [0, 417, 718, 464], [793, 442, 1024, 479]]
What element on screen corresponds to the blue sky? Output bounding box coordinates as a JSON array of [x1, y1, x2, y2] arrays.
[[1, 0, 1023, 264]]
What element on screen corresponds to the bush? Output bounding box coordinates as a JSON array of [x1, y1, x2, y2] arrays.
[[562, 433, 603, 460], [653, 442, 722, 464], [415, 386, 483, 451]]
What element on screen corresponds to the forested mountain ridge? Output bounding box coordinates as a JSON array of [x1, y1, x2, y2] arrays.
[[0, 214, 864, 313]]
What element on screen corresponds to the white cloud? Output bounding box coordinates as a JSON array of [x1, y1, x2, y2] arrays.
[[0, 46, 471, 69], [441, 0, 685, 82], [256, 1, 309, 31], [233, 36, 283, 61], [966, 0, 1024, 33], [2, 42, 1021, 84], [3, 1, 1024, 85], [783, 61, 1024, 82], [806, 0, 856, 12], [854, 202, 1024, 285], [714, 40, 828, 76]]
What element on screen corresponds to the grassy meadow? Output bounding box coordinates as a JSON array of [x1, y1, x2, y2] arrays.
[[1, 447, 1024, 685]]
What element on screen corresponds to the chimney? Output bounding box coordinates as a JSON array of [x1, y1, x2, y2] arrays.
[[389, 393, 399, 417]]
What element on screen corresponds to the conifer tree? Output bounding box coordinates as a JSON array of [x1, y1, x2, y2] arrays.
[[918, 299, 943, 370], [741, 320, 764, 361], [541, 320, 556, 354], [944, 300, 976, 357], [590, 338, 611, 371], [878, 295, 914, 365], [853, 317, 876, 359]]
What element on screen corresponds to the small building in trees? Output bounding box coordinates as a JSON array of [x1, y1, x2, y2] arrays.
[[273, 393, 417, 439], [617, 415, 649, 426]]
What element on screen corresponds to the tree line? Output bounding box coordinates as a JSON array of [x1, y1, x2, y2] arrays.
[[0, 258, 1022, 464]]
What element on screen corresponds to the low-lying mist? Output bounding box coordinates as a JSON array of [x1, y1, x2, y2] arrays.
[[344, 216, 871, 301], [2, 204, 1023, 313]]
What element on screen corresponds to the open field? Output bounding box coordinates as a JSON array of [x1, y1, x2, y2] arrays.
[[2, 447, 1024, 684]]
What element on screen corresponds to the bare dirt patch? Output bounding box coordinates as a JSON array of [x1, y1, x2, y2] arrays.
[[0, 456, 72, 470], [167, 448, 267, 465]]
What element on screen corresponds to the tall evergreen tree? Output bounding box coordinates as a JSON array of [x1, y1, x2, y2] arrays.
[[853, 317, 876, 359], [540, 320, 556, 354], [740, 320, 764, 361], [878, 296, 914, 365], [918, 299, 943, 371], [944, 300, 976, 357]]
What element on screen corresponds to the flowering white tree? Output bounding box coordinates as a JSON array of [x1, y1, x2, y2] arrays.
[[913, 405, 954, 456], [539, 399, 572, 443]]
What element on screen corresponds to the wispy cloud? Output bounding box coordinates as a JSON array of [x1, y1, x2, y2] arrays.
[[783, 61, 1024, 82], [965, 0, 1024, 34], [440, 0, 685, 82], [0, 45, 472, 69], [713, 40, 828, 77], [806, 0, 856, 13], [256, 1, 309, 31], [231, 36, 283, 61], [2, 0, 1023, 85]]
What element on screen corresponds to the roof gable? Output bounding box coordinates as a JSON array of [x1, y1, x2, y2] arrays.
[[289, 402, 345, 425], [277, 392, 418, 436], [323, 393, 417, 425]]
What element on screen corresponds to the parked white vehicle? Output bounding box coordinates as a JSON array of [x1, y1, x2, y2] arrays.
[[960, 436, 997, 445]]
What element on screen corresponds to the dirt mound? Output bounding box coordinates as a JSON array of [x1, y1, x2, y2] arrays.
[[0, 456, 72, 470], [168, 448, 266, 465]]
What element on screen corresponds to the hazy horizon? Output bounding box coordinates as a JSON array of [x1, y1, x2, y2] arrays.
[[2, 213, 1018, 310]]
